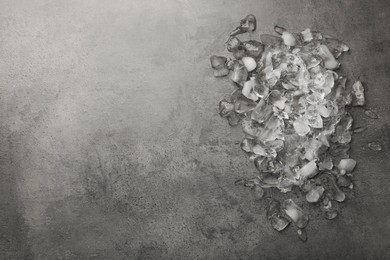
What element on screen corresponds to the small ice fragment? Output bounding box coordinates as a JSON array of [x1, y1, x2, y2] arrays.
[[210, 55, 227, 69], [319, 156, 333, 170], [234, 95, 257, 114], [218, 99, 234, 117], [317, 45, 340, 70], [368, 142, 382, 151], [319, 174, 345, 202], [293, 117, 310, 136], [267, 199, 291, 231], [364, 110, 378, 119], [241, 138, 254, 153], [226, 37, 242, 52], [242, 78, 260, 101], [353, 126, 367, 133], [227, 112, 241, 126], [324, 209, 338, 220], [306, 186, 325, 203], [282, 31, 296, 46], [230, 14, 257, 37], [300, 28, 313, 42], [337, 159, 356, 175], [232, 45, 246, 59], [253, 186, 265, 200], [269, 90, 287, 110], [252, 144, 268, 156], [230, 62, 248, 85], [337, 175, 352, 188], [282, 199, 309, 228], [324, 35, 350, 58], [214, 67, 230, 77], [241, 57, 257, 72], [270, 215, 291, 231], [298, 160, 318, 180], [243, 40, 264, 58], [260, 34, 283, 46], [297, 229, 308, 242], [352, 81, 365, 106], [274, 25, 286, 35], [225, 58, 237, 70]]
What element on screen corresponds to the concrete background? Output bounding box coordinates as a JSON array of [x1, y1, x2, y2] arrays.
[[0, 0, 389, 259]]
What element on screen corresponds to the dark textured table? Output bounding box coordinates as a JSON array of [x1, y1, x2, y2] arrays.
[[0, 0, 389, 259]]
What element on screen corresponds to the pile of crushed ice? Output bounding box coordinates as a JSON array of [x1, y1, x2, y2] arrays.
[[210, 15, 379, 241]]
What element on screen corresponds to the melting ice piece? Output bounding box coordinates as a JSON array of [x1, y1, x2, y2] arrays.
[[324, 209, 338, 220], [243, 40, 264, 58], [364, 110, 378, 119], [226, 36, 242, 52], [210, 55, 227, 69], [337, 175, 352, 188], [319, 174, 345, 202], [241, 138, 254, 153], [218, 99, 234, 117], [274, 25, 296, 46], [352, 81, 365, 106], [230, 14, 257, 37], [234, 95, 257, 114], [231, 62, 248, 85], [306, 186, 325, 203], [368, 142, 382, 151], [282, 199, 309, 228], [323, 35, 350, 58], [267, 199, 291, 231], [242, 78, 260, 101], [251, 99, 273, 123], [293, 117, 311, 136], [300, 28, 313, 42], [253, 186, 265, 200], [337, 159, 356, 175], [297, 229, 308, 242], [214, 68, 230, 77], [260, 34, 283, 47]]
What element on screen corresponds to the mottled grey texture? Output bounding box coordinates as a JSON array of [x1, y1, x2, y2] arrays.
[[0, 0, 389, 259]]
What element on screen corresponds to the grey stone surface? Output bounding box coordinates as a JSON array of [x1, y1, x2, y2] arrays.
[[0, 0, 389, 259]]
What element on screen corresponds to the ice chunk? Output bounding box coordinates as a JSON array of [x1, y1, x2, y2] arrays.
[[306, 186, 325, 203], [297, 160, 318, 180], [316, 45, 340, 70], [241, 138, 254, 153], [293, 117, 311, 136], [214, 67, 230, 77], [300, 28, 313, 42], [282, 199, 309, 228], [337, 159, 356, 175], [218, 99, 234, 117], [282, 31, 297, 46], [267, 199, 291, 231], [226, 37, 242, 52], [368, 142, 382, 151], [253, 186, 265, 200], [352, 81, 365, 106], [242, 57, 257, 72], [242, 78, 260, 101], [364, 109, 378, 119], [230, 62, 248, 85], [337, 175, 352, 188], [243, 40, 264, 58], [297, 229, 308, 242], [230, 14, 257, 37], [210, 55, 227, 69]]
